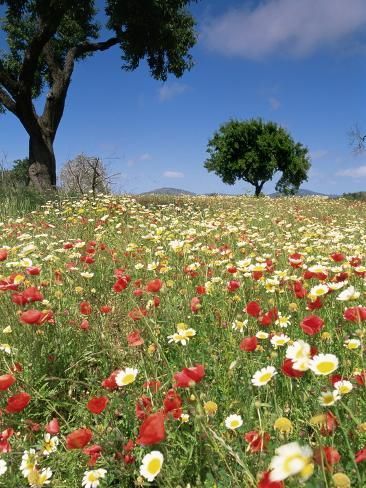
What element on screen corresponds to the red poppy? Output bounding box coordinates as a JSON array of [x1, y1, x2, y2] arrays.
[[66, 428, 93, 449], [244, 431, 270, 452], [83, 444, 102, 466], [80, 319, 90, 331], [329, 374, 343, 386], [350, 256, 362, 267], [127, 330, 144, 347], [300, 315, 324, 335], [307, 297, 323, 310], [259, 307, 278, 326], [5, 392, 31, 413], [113, 278, 129, 292], [128, 307, 147, 321], [245, 301, 261, 317], [134, 395, 152, 421], [319, 411, 338, 436], [195, 285, 206, 295], [146, 279, 163, 293], [101, 369, 121, 390], [227, 280, 240, 292], [22, 287, 44, 303], [288, 252, 303, 268], [258, 471, 284, 488], [314, 446, 341, 467], [227, 266, 237, 274], [355, 370, 366, 386], [0, 249, 8, 261], [343, 306, 366, 322], [0, 374, 16, 391], [190, 297, 201, 313], [26, 266, 41, 275], [330, 252, 345, 262], [99, 305, 112, 314], [240, 337, 258, 352], [45, 418, 60, 435], [163, 389, 183, 419], [355, 448, 366, 463], [0, 428, 14, 453], [174, 364, 205, 388], [80, 301, 92, 315], [86, 396, 109, 414], [20, 309, 44, 324], [293, 280, 307, 298], [136, 411, 166, 446], [281, 359, 305, 378]]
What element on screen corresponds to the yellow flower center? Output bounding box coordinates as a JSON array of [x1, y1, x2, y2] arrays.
[[283, 454, 306, 474], [259, 372, 272, 383], [147, 458, 162, 475], [316, 362, 335, 374], [121, 373, 135, 385]]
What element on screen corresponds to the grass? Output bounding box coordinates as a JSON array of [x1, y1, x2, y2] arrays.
[[0, 193, 365, 487]]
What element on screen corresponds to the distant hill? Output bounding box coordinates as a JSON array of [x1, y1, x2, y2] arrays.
[[140, 187, 196, 196]]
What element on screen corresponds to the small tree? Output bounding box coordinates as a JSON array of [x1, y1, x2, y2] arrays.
[[60, 154, 113, 195], [204, 118, 311, 196]]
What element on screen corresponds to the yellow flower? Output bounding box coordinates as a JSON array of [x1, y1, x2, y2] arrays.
[[204, 401, 218, 416], [274, 417, 293, 434], [357, 422, 366, 433], [288, 302, 298, 312], [332, 473, 351, 488], [321, 332, 331, 341]]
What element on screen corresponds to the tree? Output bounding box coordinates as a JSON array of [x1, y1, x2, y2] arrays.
[[60, 154, 115, 195], [349, 124, 366, 154], [0, 0, 196, 191], [204, 118, 311, 196], [0, 155, 30, 188]]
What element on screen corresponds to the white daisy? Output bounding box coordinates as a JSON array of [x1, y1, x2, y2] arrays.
[[82, 468, 107, 488], [309, 354, 339, 376], [140, 451, 164, 482], [251, 366, 277, 386], [115, 368, 138, 387], [224, 414, 243, 430], [269, 442, 313, 482]]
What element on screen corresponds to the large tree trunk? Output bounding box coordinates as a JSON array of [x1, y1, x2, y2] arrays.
[[28, 132, 56, 191]]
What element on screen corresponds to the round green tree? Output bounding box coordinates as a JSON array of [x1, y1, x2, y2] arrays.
[[204, 118, 311, 196]]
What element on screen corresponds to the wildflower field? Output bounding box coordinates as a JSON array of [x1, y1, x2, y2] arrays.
[[0, 194, 366, 488]]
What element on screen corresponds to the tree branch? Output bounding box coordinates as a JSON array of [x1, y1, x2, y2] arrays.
[[64, 37, 119, 79], [0, 61, 19, 98], [18, 2, 68, 92], [0, 86, 17, 114]]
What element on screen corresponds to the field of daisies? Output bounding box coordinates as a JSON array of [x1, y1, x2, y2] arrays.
[[0, 194, 365, 487]]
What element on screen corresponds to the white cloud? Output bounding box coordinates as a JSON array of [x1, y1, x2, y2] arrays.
[[163, 171, 185, 178], [127, 153, 152, 167], [203, 0, 366, 59], [159, 83, 189, 102], [269, 97, 280, 110], [336, 165, 366, 178]]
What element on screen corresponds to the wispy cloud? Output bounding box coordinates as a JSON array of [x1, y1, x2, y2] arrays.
[[127, 153, 152, 167], [158, 83, 189, 102], [336, 165, 366, 178], [203, 0, 366, 59], [310, 149, 328, 160], [163, 171, 185, 178], [269, 97, 280, 110]]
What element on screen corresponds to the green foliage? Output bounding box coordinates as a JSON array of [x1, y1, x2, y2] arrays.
[[0, 0, 196, 111], [342, 191, 366, 201], [204, 118, 311, 196]]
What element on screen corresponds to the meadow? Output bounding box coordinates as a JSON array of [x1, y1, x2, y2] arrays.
[[0, 193, 365, 487]]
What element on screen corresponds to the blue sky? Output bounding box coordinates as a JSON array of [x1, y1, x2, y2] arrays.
[[1, 0, 366, 195]]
